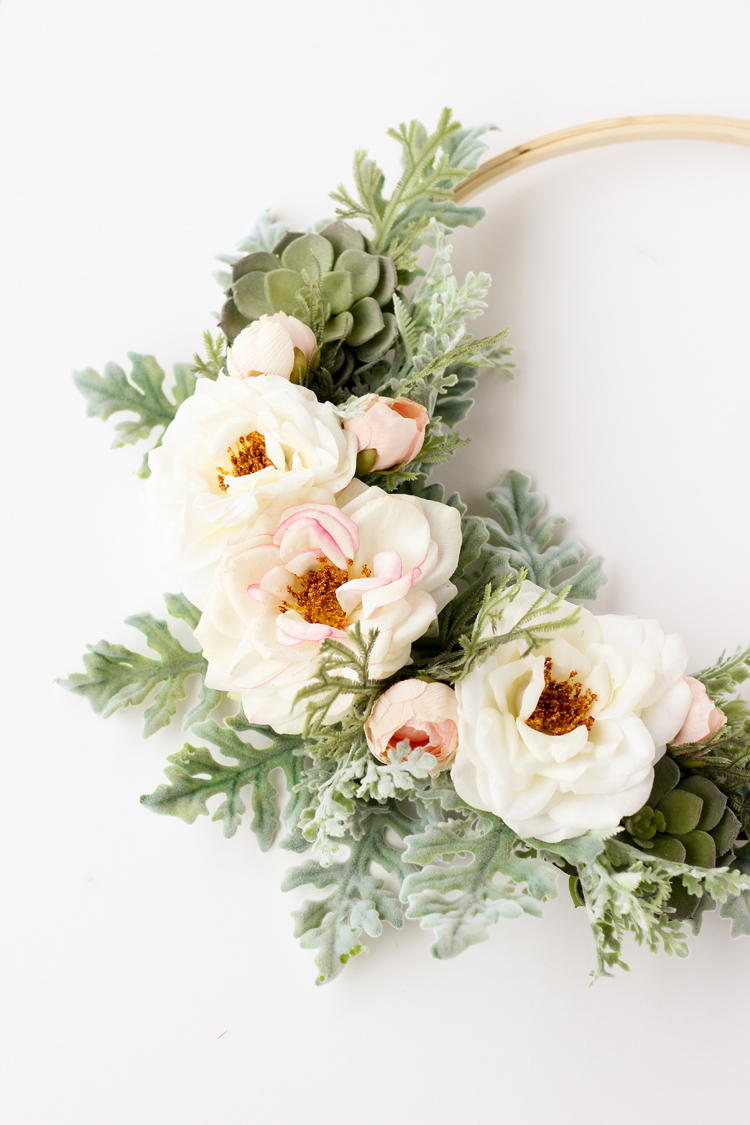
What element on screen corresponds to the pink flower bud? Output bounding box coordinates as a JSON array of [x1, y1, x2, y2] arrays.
[[343, 394, 428, 471], [671, 676, 727, 746], [364, 679, 459, 775], [227, 312, 316, 380]]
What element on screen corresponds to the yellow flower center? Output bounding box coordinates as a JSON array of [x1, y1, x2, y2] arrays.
[[281, 558, 371, 630], [526, 657, 597, 736], [217, 431, 273, 491]]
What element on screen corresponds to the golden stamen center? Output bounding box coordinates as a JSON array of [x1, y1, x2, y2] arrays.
[[281, 558, 371, 630], [217, 431, 273, 492], [526, 657, 597, 736]]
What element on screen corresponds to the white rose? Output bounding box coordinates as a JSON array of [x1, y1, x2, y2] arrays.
[[227, 312, 317, 381], [147, 373, 357, 605], [452, 582, 693, 843], [195, 483, 462, 734]]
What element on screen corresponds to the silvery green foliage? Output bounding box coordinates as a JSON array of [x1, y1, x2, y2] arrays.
[[694, 644, 750, 707], [484, 469, 606, 600], [60, 593, 221, 738], [282, 803, 416, 984], [300, 735, 435, 864], [542, 834, 750, 979], [330, 108, 492, 269], [141, 716, 309, 852], [412, 221, 493, 339], [401, 795, 558, 958], [73, 353, 196, 478], [721, 845, 750, 936]]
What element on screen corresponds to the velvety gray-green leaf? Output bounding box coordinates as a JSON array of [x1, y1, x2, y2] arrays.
[[59, 594, 220, 738], [401, 815, 556, 959], [484, 469, 606, 600], [141, 720, 308, 851], [282, 804, 415, 984], [73, 352, 193, 454]]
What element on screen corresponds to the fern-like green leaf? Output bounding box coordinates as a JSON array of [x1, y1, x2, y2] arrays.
[[694, 644, 750, 705], [141, 718, 309, 852], [59, 593, 220, 738], [484, 469, 606, 599], [281, 803, 415, 984], [331, 110, 495, 262]]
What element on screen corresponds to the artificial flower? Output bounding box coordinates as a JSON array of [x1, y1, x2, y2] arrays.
[[671, 676, 726, 745], [341, 394, 428, 470], [452, 581, 693, 843], [364, 679, 459, 774], [227, 312, 316, 380], [147, 373, 357, 605], [195, 482, 461, 733]]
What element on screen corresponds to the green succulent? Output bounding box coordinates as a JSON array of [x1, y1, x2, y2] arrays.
[[620, 755, 742, 919], [219, 220, 399, 386]]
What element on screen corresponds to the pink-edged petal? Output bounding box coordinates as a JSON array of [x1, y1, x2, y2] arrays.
[[275, 612, 339, 646], [273, 504, 360, 568], [361, 567, 421, 616]]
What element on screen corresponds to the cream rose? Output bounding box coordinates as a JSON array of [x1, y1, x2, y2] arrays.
[[227, 312, 317, 381], [147, 374, 357, 605], [452, 582, 693, 843], [341, 394, 429, 470], [195, 483, 462, 734], [364, 679, 459, 775]]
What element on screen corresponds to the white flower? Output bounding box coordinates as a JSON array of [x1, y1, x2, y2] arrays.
[[147, 374, 357, 605], [227, 312, 317, 380], [195, 483, 462, 734], [452, 582, 693, 843]]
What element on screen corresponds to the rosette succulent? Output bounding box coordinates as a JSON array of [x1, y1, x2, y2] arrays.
[[219, 221, 399, 386], [621, 755, 741, 869]]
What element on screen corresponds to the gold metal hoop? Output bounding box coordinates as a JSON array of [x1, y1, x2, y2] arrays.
[[453, 114, 750, 201]]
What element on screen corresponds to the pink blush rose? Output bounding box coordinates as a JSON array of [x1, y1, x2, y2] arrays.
[[365, 679, 459, 775], [343, 394, 428, 470], [671, 676, 727, 746]]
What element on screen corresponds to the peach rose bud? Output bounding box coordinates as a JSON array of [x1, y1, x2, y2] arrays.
[[364, 679, 459, 775], [227, 312, 316, 381], [671, 676, 727, 746], [343, 394, 428, 472]]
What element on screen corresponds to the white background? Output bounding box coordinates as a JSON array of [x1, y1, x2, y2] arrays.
[[2, 2, 750, 1122]]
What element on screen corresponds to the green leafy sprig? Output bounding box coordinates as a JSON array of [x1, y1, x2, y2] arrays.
[[191, 330, 226, 380], [402, 805, 557, 958], [73, 352, 196, 478], [141, 716, 309, 852], [483, 470, 606, 599], [59, 593, 220, 738], [330, 108, 491, 270], [421, 570, 582, 683], [282, 802, 417, 984], [293, 623, 385, 749]]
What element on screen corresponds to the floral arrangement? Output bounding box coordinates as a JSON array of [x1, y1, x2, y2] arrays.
[[63, 110, 750, 984]]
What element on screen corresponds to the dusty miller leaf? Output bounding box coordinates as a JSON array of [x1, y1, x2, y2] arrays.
[[141, 718, 309, 852], [73, 352, 196, 477], [721, 846, 750, 938], [484, 469, 606, 599], [59, 593, 221, 738], [281, 803, 415, 984], [401, 813, 557, 958]]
